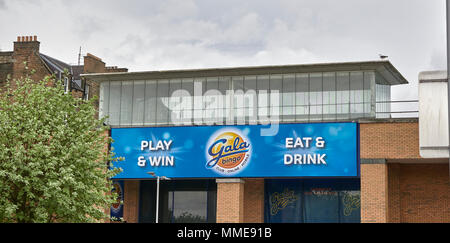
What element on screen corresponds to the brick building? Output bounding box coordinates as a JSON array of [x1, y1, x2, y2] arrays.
[[0, 35, 127, 102], [83, 61, 449, 223]]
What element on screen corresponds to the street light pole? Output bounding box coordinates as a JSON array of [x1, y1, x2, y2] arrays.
[[147, 171, 170, 223], [155, 175, 160, 223]]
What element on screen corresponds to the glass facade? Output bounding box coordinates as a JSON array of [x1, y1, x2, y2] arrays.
[[99, 71, 387, 126]]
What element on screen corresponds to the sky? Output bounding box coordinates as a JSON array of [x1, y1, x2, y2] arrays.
[[0, 0, 446, 104]]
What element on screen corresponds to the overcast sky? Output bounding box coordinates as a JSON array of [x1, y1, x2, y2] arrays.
[[0, 0, 446, 103]]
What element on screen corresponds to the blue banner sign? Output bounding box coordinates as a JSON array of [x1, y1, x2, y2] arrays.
[[110, 122, 359, 179]]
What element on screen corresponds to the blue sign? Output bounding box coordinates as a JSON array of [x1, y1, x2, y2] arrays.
[[110, 122, 359, 179]]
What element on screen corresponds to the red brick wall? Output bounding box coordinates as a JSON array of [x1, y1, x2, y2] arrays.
[[216, 180, 245, 223], [243, 179, 264, 223], [123, 180, 140, 223], [361, 121, 449, 223], [361, 163, 388, 223], [389, 164, 449, 223], [360, 121, 421, 159]]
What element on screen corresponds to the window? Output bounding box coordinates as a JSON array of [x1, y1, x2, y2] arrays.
[[350, 72, 364, 119], [120, 81, 133, 126], [336, 72, 350, 120], [108, 81, 121, 125], [270, 75, 282, 122], [144, 81, 157, 125], [309, 73, 322, 121], [244, 76, 257, 124], [265, 179, 360, 223], [100, 70, 379, 126], [322, 72, 336, 120], [295, 73, 309, 121], [282, 74, 295, 121], [99, 82, 109, 121], [63, 77, 69, 94], [139, 180, 217, 223], [132, 81, 145, 126], [156, 80, 170, 125], [84, 84, 90, 101], [257, 75, 270, 122]]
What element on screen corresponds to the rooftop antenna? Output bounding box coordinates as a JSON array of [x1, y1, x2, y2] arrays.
[[77, 46, 82, 65]]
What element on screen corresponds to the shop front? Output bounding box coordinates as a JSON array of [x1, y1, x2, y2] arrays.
[[110, 122, 360, 223]]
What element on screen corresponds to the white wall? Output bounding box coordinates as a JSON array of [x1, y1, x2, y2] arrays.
[[418, 71, 449, 158]]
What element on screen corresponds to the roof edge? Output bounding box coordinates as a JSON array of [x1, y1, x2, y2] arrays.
[[81, 60, 408, 85]]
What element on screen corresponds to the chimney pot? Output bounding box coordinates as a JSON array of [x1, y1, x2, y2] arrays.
[[33, 35, 37, 41], [17, 36, 20, 42], [21, 36, 25, 42]]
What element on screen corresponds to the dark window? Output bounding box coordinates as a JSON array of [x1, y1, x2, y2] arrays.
[[139, 179, 217, 223], [265, 178, 360, 223]]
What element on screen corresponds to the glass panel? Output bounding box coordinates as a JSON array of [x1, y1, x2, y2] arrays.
[[363, 72, 374, 116], [336, 72, 350, 120], [144, 81, 157, 125], [264, 179, 303, 223], [182, 78, 194, 125], [257, 75, 270, 122], [99, 81, 110, 122], [132, 81, 145, 126], [270, 74, 282, 121], [193, 78, 206, 125], [233, 76, 245, 124], [244, 76, 257, 123], [350, 72, 364, 119], [204, 77, 219, 125], [169, 79, 182, 125], [218, 77, 230, 125], [295, 73, 309, 121], [171, 191, 208, 223], [108, 81, 121, 125], [156, 80, 169, 125], [282, 74, 295, 121], [309, 73, 322, 121], [376, 84, 391, 119], [323, 72, 336, 120], [120, 81, 133, 126]]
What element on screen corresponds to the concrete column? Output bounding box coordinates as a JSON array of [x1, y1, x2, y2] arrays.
[[123, 180, 140, 223], [216, 179, 245, 223]]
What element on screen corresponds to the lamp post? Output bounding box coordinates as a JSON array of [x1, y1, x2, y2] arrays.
[[147, 171, 170, 223]]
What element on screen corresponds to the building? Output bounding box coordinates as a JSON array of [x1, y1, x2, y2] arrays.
[[0, 35, 128, 103], [83, 61, 449, 223]]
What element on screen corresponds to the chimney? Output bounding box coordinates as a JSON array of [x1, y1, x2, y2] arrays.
[[83, 53, 106, 74], [14, 35, 40, 53]]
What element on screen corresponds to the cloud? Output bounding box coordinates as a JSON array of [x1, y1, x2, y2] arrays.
[[0, 0, 446, 103]]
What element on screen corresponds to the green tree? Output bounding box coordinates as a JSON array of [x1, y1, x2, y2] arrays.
[[0, 74, 121, 223]]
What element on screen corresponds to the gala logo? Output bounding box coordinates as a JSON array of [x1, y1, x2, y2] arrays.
[[206, 130, 251, 175]]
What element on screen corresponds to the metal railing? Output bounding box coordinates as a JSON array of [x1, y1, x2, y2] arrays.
[[375, 100, 418, 118]]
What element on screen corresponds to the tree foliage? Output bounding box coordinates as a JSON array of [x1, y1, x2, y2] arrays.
[[0, 74, 121, 223]]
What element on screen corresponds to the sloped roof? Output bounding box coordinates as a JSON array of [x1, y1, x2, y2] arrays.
[[39, 53, 84, 91]]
